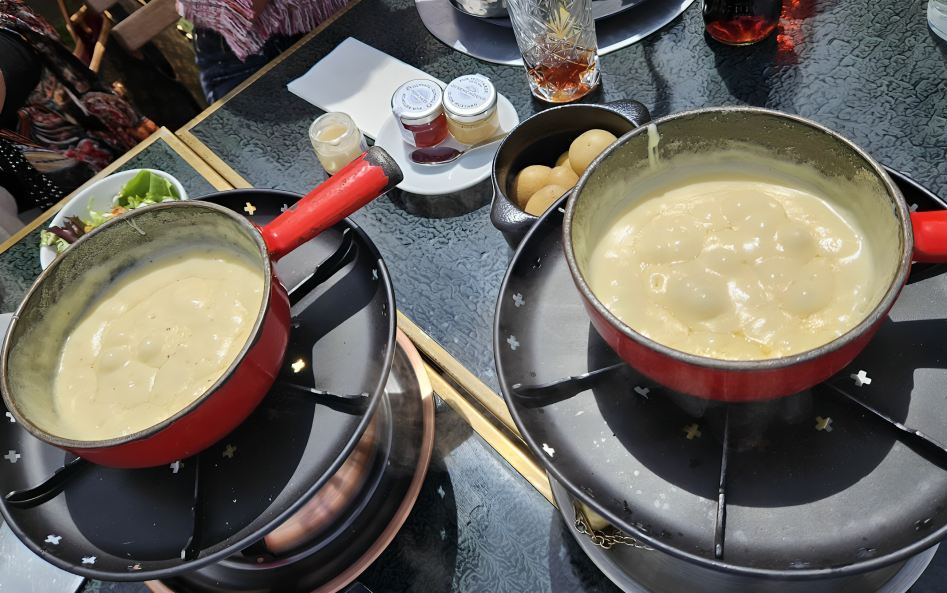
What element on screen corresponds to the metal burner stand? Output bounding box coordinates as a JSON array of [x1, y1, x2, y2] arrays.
[[415, 0, 696, 66], [0, 194, 397, 582], [147, 330, 436, 593], [494, 169, 947, 591], [549, 476, 940, 593]]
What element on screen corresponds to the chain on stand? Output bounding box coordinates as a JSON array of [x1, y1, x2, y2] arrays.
[[573, 500, 654, 551]]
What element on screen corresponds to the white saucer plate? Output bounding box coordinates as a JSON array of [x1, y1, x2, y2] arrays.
[[374, 93, 519, 195]]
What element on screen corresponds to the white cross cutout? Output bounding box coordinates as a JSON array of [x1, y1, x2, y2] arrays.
[[45, 535, 62, 545], [372, 269, 378, 280], [634, 386, 650, 398], [281, 204, 289, 212], [507, 335, 520, 350], [223, 444, 237, 458], [910, 203, 919, 212], [683, 424, 701, 439], [82, 556, 96, 565], [4, 450, 20, 463], [513, 294, 525, 307], [851, 370, 872, 387], [5, 412, 14, 423], [170, 461, 182, 474], [542, 443, 555, 457], [244, 202, 256, 215]]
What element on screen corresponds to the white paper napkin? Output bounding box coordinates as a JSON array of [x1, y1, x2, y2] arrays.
[[288, 37, 444, 140]]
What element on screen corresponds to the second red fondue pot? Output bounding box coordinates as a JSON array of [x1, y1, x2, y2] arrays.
[[563, 107, 947, 402], [0, 147, 402, 467]]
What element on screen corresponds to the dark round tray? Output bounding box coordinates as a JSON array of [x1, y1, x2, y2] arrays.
[[494, 169, 947, 579], [0, 190, 396, 581], [152, 331, 435, 592], [548, 474, 940, 593], [448, 0, 648, 27]]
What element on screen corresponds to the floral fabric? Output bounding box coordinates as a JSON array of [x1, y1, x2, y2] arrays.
[[0, 0, 157, 201]]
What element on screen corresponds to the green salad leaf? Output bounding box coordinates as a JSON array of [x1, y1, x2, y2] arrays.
[[115, 170, 180, 209], [40, 230, 71, 253], [41, 171, 181, 257], [87, 196, 112, 226]]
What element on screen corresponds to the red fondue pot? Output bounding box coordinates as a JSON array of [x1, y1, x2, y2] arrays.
[[0, 147, 402, 467], [563, 108, 947, 402]]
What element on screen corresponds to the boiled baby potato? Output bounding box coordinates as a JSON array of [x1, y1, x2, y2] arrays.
[[525, 184, 567, 216], [569, 129, 618, 175], [555, 151, 572, 171], [547, 165, 578, 190], [511, 165, 551, 208]]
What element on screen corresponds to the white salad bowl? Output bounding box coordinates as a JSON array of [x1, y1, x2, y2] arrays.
[[39, 169, 188, 270]]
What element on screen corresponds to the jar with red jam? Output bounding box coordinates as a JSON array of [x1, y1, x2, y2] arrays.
[[391, 80, 449, 148]]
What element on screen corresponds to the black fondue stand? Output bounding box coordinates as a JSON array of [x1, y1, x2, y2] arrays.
[[2, 0, 947, 588], [495, 171, 947, 591], [0, 195, 421, 590]]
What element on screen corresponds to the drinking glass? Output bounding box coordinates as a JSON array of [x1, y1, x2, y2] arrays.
[[931, 0, 947, 41], [506, 0, 600, 103], [702, 0, 781, 45]]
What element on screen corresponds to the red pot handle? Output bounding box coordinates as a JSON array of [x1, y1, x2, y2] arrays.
[[259, 146, 402, 261], [911, 210, 947, 263]]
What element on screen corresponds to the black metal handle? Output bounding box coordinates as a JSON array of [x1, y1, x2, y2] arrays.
[[277, 382, 372, 414], [4, 456, 90, 509], [181, 453, 204, 561], [511, 363, 630, 408], [287, 227, 357, 307]]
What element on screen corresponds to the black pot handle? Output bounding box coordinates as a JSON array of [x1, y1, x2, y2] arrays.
[[600, 99, 652, 129]]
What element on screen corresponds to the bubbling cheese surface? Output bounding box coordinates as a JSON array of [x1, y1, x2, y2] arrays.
[[52, 247, 264, 440], [587, 175, 874, 360]]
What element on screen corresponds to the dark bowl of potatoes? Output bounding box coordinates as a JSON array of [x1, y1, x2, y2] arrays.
[[490, 99, 651, 248]]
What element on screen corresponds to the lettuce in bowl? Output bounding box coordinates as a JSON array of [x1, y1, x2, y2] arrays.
[[40, 171, 182, 254]]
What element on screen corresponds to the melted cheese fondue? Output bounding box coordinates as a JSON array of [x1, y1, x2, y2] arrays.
[[51, 247, 264, 440], [587, 174, 873, 360]]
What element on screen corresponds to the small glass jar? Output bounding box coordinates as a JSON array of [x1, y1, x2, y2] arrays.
[[443, 74, 500, 145], [391, 80, 450, 148], [702, 0, 780, 45], [309, 112, 368, 175]]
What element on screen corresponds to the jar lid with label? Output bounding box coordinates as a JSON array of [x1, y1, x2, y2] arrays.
[[443, 75, 497, 123], [391, 80, 445, 126]]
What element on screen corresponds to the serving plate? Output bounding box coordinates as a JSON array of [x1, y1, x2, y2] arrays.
[[448, 0, 649, 26], [416, 0, 697, 65], [374, 93, 518, 195]]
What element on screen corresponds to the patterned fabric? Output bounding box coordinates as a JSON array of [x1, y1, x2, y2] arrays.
[[0, 0, 157, 202], [177, 0, 349, 61], [0, 137, 63, 212], [193, 28, 304, 103]]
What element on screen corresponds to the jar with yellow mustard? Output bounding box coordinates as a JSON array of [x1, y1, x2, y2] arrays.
[[443, 74, 500, 145]]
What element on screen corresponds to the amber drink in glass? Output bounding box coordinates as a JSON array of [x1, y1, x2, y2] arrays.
[[506, 0, 600, 103], [702, 0, 781, 45]]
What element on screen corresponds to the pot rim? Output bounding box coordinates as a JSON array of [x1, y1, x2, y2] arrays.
[[0, 200, 276, 450], [562, 106, 914, 374]]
